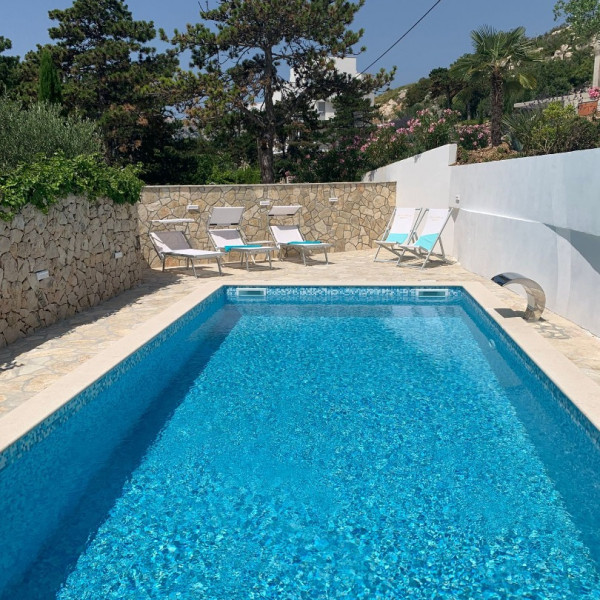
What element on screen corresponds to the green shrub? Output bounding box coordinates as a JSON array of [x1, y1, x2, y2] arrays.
[[504, 103, 599, 156], [207, 164, 261, 185], [0, 153, 143, 221], [0, 99, 102, 174]]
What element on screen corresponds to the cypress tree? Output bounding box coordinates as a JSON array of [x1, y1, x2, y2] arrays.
[[38, 48, 62, 103]]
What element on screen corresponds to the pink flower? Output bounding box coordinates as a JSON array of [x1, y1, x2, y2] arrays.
[[589, 86, 600, 100]]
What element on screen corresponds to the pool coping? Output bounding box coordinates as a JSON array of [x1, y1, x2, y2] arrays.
[[0, 280, 599, 456]]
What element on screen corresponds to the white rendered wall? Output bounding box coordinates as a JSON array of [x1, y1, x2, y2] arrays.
[[450, 148, 600, 336]]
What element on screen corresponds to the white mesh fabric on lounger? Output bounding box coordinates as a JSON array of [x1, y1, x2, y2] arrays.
[[149, 231, 223, 276]]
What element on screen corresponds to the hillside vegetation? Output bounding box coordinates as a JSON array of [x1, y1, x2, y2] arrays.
[[377, 25, 595, 121]]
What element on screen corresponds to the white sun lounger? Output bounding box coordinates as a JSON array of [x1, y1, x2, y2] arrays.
[[207, 206, 274, 270], [374, 207, 423, 262], [267, 205, 332, 266], [149, 230, 224, 276], [396, 208, 454, 269]]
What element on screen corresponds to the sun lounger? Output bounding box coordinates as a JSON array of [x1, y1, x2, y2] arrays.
[[396, 208, 454, 269], [149, 230, 224, 276], [207, 206, 274, 270], [268, 205, 331, 265], [374, 207, 423, 262]]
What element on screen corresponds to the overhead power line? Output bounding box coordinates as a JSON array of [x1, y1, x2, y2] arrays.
[[360, 0, 444, 74]]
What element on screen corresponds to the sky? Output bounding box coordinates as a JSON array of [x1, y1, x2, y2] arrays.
[[1, 0, 561, 87]]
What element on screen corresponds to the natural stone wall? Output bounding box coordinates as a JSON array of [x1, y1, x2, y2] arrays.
[[139, 182, 396, 267], [0, 196, 144, 348]]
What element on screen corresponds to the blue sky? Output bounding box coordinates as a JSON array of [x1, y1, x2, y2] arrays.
[[2, 0, 560, 86]]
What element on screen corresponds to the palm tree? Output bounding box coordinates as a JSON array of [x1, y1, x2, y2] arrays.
[[454, 26, 537, 146]]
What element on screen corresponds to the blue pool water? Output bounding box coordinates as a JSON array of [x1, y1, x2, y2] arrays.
[[2, 287, 600, 599]]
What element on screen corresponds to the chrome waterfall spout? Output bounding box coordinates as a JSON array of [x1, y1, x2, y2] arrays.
[[491, 272, 546, 322]]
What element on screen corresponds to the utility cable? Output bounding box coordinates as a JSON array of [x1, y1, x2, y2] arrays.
[[360, 0, 444, 73]]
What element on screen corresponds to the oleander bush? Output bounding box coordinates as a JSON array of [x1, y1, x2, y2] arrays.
[[456, 122, 491, 150], [357, 108, 462, 171]]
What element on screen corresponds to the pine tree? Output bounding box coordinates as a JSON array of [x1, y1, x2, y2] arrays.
[[0, 37, 20, 95], [38, 48, 62, 104], [47, 0, 178, 166], [168, 0, 392, 183]]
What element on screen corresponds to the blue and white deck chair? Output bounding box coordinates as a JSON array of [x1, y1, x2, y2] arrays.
[[374, 207, 423, 262], [207, 206, 274, 270], [396, 208, 454, 270], [268, 205, 332, 265]]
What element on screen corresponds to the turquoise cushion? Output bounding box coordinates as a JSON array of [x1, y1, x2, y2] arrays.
[[385, 233, 408, 244], [288, 241, 322, 245], [223, 244, 262, 252], [415, 233, 439, 252]]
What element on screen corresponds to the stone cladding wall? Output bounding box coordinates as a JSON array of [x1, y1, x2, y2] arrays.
[[139, 182, 396, 267], [0, 196, 143, 348]]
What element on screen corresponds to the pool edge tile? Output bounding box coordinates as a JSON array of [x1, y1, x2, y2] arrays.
[[462, 282, 600, 432], [0, 280, 226, 456]]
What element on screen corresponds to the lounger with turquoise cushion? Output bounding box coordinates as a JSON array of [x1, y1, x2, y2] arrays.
[[207, 207, 274, 270], [149, 231, 224, 277], [267, 205, 332, 266], [395, 208, 455, 270], [374, 207, 423, 262]]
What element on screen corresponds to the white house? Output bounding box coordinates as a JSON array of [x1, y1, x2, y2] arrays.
[[290, 57, 375, 120]]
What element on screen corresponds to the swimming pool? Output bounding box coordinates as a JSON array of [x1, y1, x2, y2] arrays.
[[1, 286, 600, 598]]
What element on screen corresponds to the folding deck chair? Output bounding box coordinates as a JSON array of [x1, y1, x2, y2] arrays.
[[374, 207, 423, 262], [207, 206, 274, 270], [396, 208, 454, 270], [149, 230, 224, 276], [268, 205, 332, 265]]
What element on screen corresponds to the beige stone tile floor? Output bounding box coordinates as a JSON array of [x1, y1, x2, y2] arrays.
[[1, 249, 599, 418]]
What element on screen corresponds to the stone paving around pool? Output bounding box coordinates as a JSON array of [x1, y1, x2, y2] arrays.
[[1, 249, 599, 417]]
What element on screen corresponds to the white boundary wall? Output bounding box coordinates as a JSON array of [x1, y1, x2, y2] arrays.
[[364, 145, 600, 336]]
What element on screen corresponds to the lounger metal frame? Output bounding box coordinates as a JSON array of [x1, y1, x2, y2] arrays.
[[267, 205, 331, 266]]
